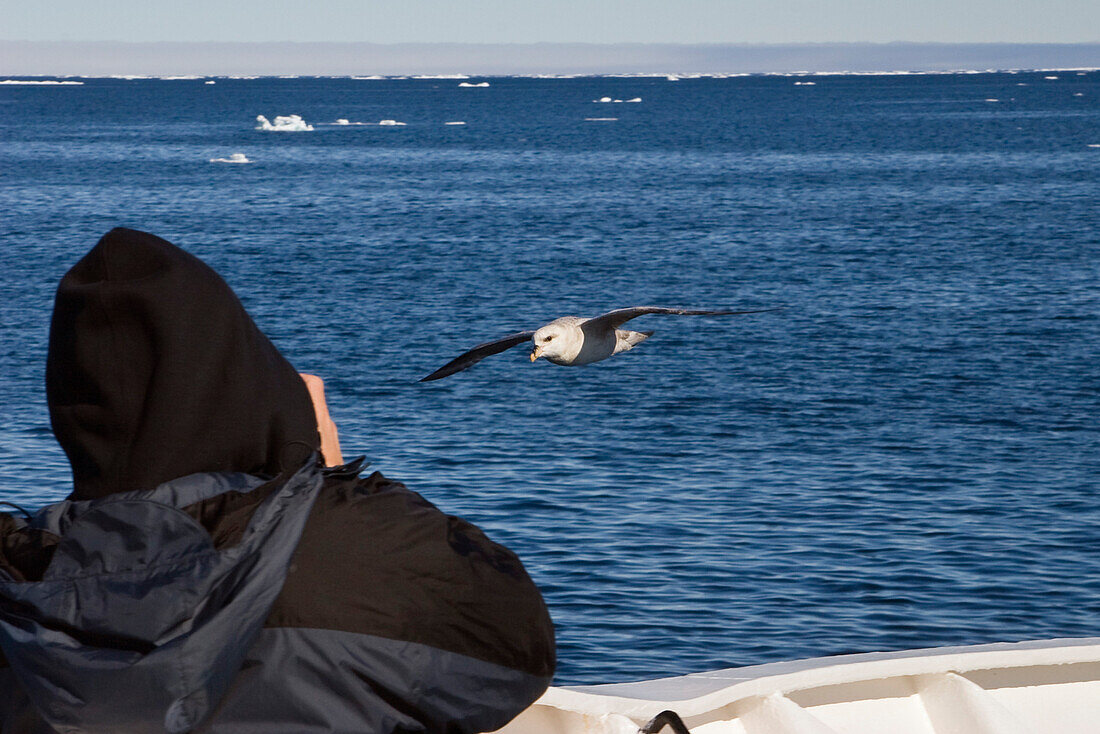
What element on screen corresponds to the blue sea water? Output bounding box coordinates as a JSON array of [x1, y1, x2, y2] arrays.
[[1, 72, 1099, 686]]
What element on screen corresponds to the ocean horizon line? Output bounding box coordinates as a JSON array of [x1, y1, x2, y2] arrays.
[[3, 69, 1100, 83]]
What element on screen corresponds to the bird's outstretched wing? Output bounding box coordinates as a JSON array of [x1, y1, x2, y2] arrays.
[[420, 331, 536, 382], [587, 306, 783, 331]]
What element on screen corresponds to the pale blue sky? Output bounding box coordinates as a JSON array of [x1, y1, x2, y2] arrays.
[[5, 0, 1100, 44]]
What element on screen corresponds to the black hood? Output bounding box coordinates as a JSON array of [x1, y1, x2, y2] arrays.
[[46, 228, 319, 500]]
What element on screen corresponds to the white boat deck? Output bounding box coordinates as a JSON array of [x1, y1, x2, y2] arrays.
[[494, 637, 1100, 733]]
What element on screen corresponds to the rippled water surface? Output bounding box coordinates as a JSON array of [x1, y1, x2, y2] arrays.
[[1, 73, 1099, 684]]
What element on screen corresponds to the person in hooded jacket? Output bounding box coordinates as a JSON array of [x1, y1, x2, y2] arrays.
[[0, 228, 555, 734]]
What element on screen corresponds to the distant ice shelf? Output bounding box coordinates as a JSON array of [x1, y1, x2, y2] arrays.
[[0, 79, 83, 85]]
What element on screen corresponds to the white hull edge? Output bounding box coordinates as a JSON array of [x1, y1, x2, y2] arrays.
[[493, 637, 1100, 733]]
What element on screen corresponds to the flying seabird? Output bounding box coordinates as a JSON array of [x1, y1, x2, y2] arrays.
[[420, 306, 779, 382]]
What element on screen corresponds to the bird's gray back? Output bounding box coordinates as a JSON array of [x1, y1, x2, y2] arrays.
[[570, 318, 618, 365]]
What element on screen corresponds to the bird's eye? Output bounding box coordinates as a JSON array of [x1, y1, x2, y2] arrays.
[[544, 335, 554, 342]]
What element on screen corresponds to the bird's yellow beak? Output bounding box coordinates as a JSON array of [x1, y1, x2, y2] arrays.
[[530, 346, 542, 362]]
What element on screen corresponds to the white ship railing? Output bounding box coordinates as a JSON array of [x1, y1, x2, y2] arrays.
[[494, 637, 1100, 734]]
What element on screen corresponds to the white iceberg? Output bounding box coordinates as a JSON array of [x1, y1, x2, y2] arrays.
[[378, 119, 406, 126], [445, 121, 467, 125], [210, 153, 251, 164], [335, 119, 350, 125], [624, 97, 642, 102], [255, 114, 313, 131], [595, 96, 613, 103], [205, 80, 216, 85], [458, 82, 490, 88], [1044, 75, 1059, 80]]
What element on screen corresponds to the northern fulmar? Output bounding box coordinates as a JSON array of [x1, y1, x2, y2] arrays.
[[420, 306, 779, 382]]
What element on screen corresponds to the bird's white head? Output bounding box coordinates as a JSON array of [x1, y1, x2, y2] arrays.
[[530, 321, 572, 362]]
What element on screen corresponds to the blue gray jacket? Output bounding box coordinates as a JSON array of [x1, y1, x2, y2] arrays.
[[1, 460, 554, 733]]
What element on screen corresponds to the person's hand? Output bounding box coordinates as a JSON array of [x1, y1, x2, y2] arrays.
[[299, 374, 344, 467]]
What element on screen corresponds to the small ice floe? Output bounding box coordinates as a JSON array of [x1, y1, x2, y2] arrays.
[[0, 79, 83, 85], [255, 114, 313, 131], [984, 98, 1000, 102], [458, 82, 490, 88], [336, 118, 350, 125], [585, 117, 617, 121], [1074, 92, 1084, 97], [595, 96, 614, 103], [624, 97, 642, 102], [378, 119, 406, 126], [794, 81, 816, 86], [210, 153, 251, 164], [444, 121, 467, 125], [1044, 75, 1059, 80], [205, 80, 216, 85], [1088, 144, 1100, 148]]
